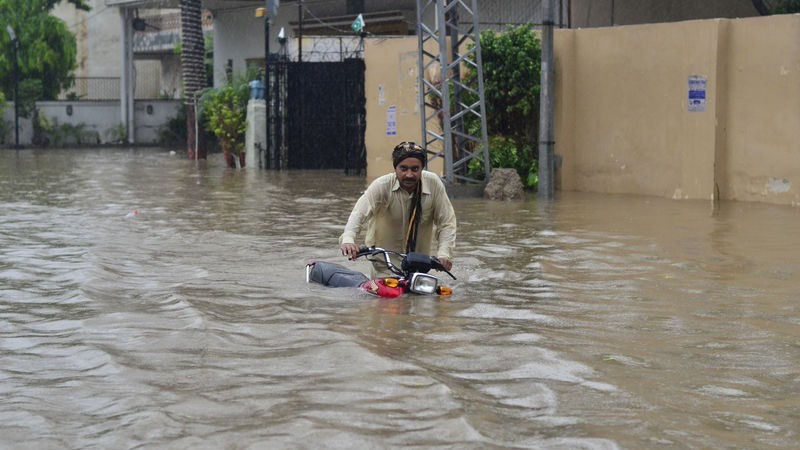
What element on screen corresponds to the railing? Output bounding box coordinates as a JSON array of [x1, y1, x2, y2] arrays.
[[59, 76, 167, 101], [59, 77, 120, 101]]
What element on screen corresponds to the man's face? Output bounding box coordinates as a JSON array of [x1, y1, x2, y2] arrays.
[[394, 157, 423, 193]]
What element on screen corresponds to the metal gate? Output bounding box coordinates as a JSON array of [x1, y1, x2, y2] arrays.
[[267, 58, 365, 173]]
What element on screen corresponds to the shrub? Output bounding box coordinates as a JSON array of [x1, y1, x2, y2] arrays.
[[198, 65, 260, 155], [465, 24, 542, 190]]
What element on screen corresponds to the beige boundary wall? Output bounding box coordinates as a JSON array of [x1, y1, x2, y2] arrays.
[[363, 15, 799, 206], [556, 14, 800, 205], [362, 37, 444, 181]]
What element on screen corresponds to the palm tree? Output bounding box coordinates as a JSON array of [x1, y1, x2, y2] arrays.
[[180, 0, 207, 160]]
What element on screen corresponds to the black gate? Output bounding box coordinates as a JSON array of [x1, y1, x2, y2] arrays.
[[266, 59, 365, 173]]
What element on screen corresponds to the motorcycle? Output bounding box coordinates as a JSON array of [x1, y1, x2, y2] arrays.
[[305, 246, 456, 298]]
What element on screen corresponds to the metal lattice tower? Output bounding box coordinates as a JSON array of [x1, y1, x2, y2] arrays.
[[416, 0, 490, 184]]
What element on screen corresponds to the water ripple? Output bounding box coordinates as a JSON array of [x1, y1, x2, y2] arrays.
[[0, 150, 797, 449]]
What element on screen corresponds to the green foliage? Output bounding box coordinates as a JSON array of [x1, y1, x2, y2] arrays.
[[47, 122, 96, 147], [198, 66, 260, 155], [158, 106, 187, 148], [31, 108, 98, 147], [474, 24, 542, 148], [0, 0, 90, 106], [31, 108, 51, 145], [772, 0, 800, 13], [204, 86, 246, 154], [106, 123, 127, 144], [204, 34, 214, 87], [173, 33, 215, 87], [468, 136, 539, 190], [465, 24, 542, 190]]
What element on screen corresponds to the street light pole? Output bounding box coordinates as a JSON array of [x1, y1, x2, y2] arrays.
[[264, 1, 271, 167], [6, 24, 19, 149]]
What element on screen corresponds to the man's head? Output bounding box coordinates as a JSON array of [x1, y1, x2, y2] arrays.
[[392, 142, 425, 193], [392, 142, 426, 168]]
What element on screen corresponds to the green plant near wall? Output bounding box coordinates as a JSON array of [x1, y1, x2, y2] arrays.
[[32, 108, 52, 146], [198, 65, 261, 156], [468, 136, 539, 190], [173, 34, 215, 87], [463, 24, 542, 189], [158, 106, 187, 148], [199, 81, 247, 155], [772, 0, 800, 13], [106, 123, 127, 144]]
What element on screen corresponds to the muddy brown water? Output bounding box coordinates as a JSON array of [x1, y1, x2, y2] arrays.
[[1, 148, 797, 449]]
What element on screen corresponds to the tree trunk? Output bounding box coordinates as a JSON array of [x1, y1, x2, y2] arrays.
[[180, 0, 207, 160]]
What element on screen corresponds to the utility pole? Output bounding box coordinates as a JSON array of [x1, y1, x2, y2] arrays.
[[416, 0, 490, 185], [263, 2, 271, 167], [298, 0, 303, 63], [257, 1, 279, 168], [538, 0, 555, 199]]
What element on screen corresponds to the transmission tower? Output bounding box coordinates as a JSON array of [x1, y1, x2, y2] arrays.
[[416, 0, 490, 184]]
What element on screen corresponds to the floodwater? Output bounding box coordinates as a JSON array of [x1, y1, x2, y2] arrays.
[[0, 148, 798, 450]]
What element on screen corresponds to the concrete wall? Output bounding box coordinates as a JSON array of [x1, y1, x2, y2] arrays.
[[211, 8, 265, 86], [554, 19, 722, 200], [362, 37, 449, 182], [54, 0, 122, 79], [363, 14, 799, 206], [720, 15, 800, 204], [362, 37, 423, 180], [555, 14, 800, 206], [1, 100, 182, 146], [569, 0, 759, 28]]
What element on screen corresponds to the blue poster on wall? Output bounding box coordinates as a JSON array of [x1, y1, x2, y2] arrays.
[[688, 75, 707, 112]]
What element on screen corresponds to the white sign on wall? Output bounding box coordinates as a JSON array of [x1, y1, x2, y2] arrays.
[[386, 105, 397, 136], [688, 75, 707, 112]]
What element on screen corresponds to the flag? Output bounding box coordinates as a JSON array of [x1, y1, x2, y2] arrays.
[[351, 13, 365, 34]]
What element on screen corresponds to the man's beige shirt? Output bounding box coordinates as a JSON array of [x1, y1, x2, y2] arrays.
[[339, 170, 457, 260]]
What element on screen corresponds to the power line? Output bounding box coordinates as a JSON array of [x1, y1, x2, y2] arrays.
[[65, 4, 112, 31]]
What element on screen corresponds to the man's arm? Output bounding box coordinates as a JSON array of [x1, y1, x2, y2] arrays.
[[339, 176, 389, 259], [339, 193, 371, 259]]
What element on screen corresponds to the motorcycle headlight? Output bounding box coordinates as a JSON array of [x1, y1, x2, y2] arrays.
[[409, 273, 438, 295]]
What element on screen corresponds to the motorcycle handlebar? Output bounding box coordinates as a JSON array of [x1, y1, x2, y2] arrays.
[[353, 246, 456, 280], [356, 246, 382, 258]]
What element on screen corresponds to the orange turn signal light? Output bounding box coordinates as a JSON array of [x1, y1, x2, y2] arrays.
[[437, 286, 452, 296], [383, 278, 399, 288]]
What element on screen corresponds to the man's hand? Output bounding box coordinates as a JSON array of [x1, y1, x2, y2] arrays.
[[437, 257, 452, 272], [340, 243, 360, 260]]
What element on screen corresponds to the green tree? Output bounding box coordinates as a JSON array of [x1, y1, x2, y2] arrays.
[[772, 0, 800, 13], [0, 0, 90, 106], [477, 24, 542, 149], [465, 24, 542, 189], [752, 0, 800, 14]]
